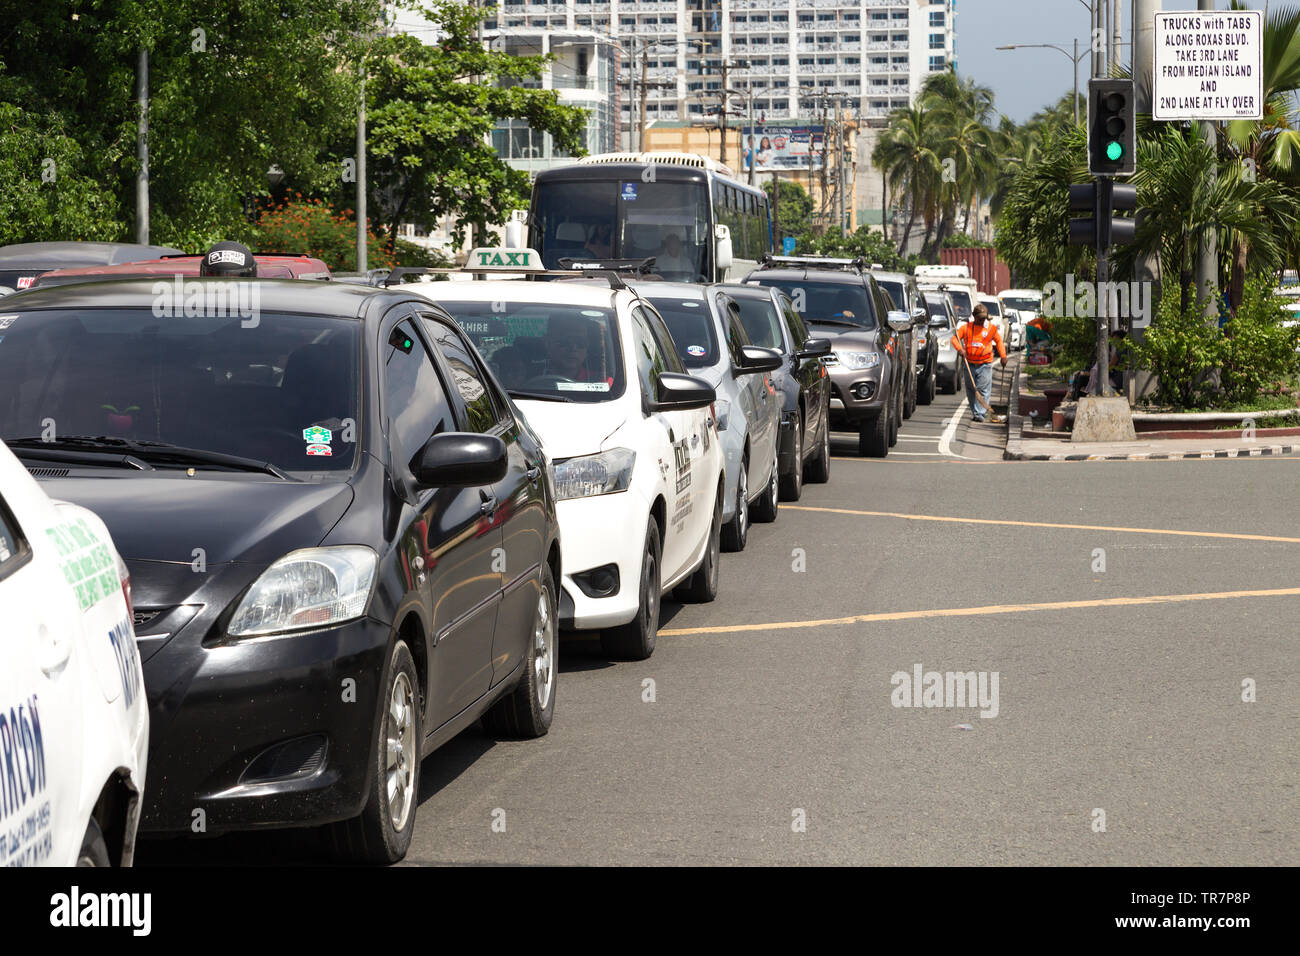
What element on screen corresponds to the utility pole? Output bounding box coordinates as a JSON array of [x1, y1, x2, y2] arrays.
[[836, 99, 847, 238], [719, 58, 729, 167], [1131, 0, 1161, 401], [771, 169, 781, 250], [639, 43, 649, 153], [357, 70, 367, 271], [1091, 1, 1105, 78], [136, 48, 149, 245], [1112, 0, 1123, 75], [1196, 0, 1218, 320]]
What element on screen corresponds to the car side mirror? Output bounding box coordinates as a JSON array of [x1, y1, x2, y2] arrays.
[[652, 372, 716, 412], [929, 316, 948, 328], [734, 344, 782, 375], [886, 310, 911, 333], [412, 433, 507, 488], [797, 337, 832, 359], [911, 307, 928, 326], [714, 224, 733, 272]]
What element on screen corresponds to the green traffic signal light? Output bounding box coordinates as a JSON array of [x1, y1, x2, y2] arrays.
[[1106, 141, 1123, 161]]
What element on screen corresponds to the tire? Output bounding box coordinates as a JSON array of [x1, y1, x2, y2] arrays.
[[888, 390, 900, 447], [601, 520, 661, 660], [76, 818, 110, 867], [750, 448, 779, 522], [859, 407, 889, 458], [674, 485, 722, 603], [918, 363, 936, 405], [939, 371, 956, 395], [804, 417, 831, 483], [778, 416, 803, 501], [720, 456, 749, 552], [481, 565, 557, 738], [904, 369, 917, 419], [324, 639, 421, 864]]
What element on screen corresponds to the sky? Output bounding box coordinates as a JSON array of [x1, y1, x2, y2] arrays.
[[956, 0, 1269, 124]]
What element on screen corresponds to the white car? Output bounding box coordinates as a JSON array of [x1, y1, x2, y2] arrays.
[[407, 260, 726, 661], [978, 295, 1009, 345], [0, 440, 148, 866], [999, 289, 1043, 350]]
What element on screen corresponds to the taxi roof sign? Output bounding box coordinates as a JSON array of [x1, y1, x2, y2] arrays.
[[466, 247, 545, 272]]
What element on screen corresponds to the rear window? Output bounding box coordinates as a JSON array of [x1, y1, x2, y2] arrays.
[[876, 279, 906, 312], [731, 295, 784, 350], [747, 277, 878, 330], [641, 296, 718, 368]]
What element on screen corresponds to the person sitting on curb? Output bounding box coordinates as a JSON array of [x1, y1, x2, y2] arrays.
[[952, 303, 1008, 423]]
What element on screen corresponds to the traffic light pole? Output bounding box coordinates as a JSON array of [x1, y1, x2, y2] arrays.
[[1095, 176, 1112, 397]]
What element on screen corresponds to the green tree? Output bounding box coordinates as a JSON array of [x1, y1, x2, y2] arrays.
[[364, 1, 587, 250], [762, 178, 813, 240], [809, 226, 901, 269]]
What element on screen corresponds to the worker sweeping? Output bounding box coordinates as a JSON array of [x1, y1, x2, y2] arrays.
[[953, 303, 1007, 424]]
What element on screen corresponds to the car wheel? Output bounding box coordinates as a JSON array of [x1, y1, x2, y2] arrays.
[[904, 372, 917, 419], [805, 417, 831, 483], [324, 639, 421, 864], [482, 565, 557, 737], [859, 407, 889, 458], [601, 519, 661, 660], [674, 484, 722, 603], [888, 391, 900, 447], [751, 449, 779, 522], [778, 416, 803, 501], [720, 456, 749, 552], [919, 364, 936, 405], [76, 818, 110, 867]]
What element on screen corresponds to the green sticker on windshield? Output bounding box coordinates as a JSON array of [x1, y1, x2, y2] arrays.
[[302, 425, 333, 444]]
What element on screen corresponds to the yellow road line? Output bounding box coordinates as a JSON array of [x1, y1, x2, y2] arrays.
[[660, 586, 1300, 636], [784, 504, 1300, 544]]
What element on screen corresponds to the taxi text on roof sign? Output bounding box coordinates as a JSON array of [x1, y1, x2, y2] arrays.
[[467, 248, 545, 272]]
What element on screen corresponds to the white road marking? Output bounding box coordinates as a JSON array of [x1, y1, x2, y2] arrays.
[[896, 436, 941, 442], [885, 450, 947, 456], [937, 398, 970, 459]]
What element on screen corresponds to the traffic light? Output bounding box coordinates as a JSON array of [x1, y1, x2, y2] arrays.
[[1068, 179, 1138, 248], [1088, 78, 1135, 177]]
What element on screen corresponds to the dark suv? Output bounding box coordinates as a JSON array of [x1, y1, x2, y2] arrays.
[[744, 256, 911, 458]]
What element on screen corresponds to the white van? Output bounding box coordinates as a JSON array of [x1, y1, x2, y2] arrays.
[[914, 265, 980, 326]]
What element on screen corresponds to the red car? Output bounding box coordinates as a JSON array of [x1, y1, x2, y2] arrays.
[[31, 252, 332, 287]]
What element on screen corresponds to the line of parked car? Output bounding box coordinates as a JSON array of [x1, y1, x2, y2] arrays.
[[0, 238, 1025, 866]]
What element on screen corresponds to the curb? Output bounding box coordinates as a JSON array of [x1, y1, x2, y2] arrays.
[[1002, 351, 1025, 460], [1008, 443, 1298, 462]]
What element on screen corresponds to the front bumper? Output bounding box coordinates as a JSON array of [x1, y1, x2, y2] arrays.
[[555, 491, 650, 631], [825, 363, 885, 425], [139, 615, 390, 833]]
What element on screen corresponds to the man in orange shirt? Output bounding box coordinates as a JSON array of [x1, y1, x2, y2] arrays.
[[952, 303, 1007, 423]]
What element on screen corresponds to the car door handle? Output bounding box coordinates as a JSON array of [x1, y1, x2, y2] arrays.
[[479, 489, 498, 515], [525, 465, 541, 482], [38, 623, 71, 677]]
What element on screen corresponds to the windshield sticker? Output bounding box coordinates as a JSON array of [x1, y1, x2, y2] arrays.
[[45, 518, 117, 612], [305, 443, 333, 457], [101, 404, 140, 433], [555, 382, 611, 392], [580, 310, 605, 317], [621, 183, 638, 201], [686, 345, 706, 357], [679, 301, 700, 308], [0, 315, 18, 330], [15, 277, 34, 290], [302, 425, 333, 444]]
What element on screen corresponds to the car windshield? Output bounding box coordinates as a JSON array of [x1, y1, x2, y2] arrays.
[[925, 298, 950, 324], [0, 307, 360, 473], [982, 300, 1001, 316], [748, 278, 877, 329], [641, 295, 719, 368], [530, 178, 711, 281], [1002, 296, 1041, 314], [730, 294, 784, 350], [947, 289, 973, 318], [876, 279, 906, 312], [438, 300, 625, 403]]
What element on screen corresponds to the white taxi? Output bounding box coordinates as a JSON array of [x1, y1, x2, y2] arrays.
[[0, 440, 148, 866], [406, 251, 725, 660]]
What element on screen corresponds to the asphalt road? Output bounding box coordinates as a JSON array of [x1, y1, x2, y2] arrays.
[[140, 380, 1298, 866]]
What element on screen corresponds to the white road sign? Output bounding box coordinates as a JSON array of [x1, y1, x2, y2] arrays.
[[1153, 10, 1262, 121]]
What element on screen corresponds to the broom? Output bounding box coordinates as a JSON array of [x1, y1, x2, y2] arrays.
[[955, 348, 1006, 424]]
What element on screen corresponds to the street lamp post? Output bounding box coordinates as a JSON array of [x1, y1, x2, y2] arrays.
[[995, 41, 1089, 125]]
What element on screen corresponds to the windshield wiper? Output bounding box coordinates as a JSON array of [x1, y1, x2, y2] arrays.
[[6, 437, 154, 471], [6, 436, 291, 479], [808, 318, 867, 329], [507, 390, 576, 403]]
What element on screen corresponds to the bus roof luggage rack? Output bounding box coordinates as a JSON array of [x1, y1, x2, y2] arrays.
[[756, 254, 867, 273]]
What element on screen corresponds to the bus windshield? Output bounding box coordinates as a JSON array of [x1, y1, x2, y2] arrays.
[[531, 178, 711, 282]]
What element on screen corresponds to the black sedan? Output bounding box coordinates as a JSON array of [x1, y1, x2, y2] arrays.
[[719, 283, 833, 500], [0, 278, 561, 863]]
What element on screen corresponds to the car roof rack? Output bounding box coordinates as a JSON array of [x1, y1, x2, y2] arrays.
[[756, 254, 867, 273], [379, 264, 630, 291]]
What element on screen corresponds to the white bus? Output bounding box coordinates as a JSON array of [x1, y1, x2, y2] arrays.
[[527, 152, 771, 282]]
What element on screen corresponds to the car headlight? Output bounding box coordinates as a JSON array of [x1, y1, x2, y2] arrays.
[[714, 399, 731, 431], [834, 350, 881, 370], [228, 546, 377, 637], [553, 447, 636, 500]]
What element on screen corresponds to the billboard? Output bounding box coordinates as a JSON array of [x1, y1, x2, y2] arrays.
[[741, 126, 825, 172]]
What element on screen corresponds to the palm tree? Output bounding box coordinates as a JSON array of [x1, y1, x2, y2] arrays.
[[872, 106, 943, 256]]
